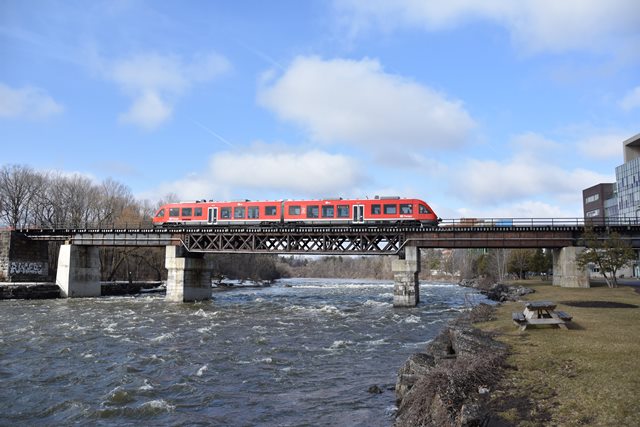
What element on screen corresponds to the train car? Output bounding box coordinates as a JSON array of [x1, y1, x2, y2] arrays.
[[152, 200, 282, 226], [152, 196, 440, 227], [281, 197, 438, 226]]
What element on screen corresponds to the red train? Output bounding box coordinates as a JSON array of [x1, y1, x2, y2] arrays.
[[153, 197, 440, 227]]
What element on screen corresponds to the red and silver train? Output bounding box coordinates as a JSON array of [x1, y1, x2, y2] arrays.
[[153, 197, 440, 227]]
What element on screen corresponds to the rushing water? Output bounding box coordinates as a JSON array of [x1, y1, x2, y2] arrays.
[[0, 279, 488, 426]]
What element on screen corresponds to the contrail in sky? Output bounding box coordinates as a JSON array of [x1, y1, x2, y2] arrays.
[[190, 119, 235, 148], [235, 39, 285, 71]]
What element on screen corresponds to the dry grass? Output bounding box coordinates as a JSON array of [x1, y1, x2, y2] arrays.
[[476, 281, 640, 426]]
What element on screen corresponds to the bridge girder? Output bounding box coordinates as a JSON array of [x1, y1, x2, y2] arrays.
[[14, 224, 640, 253]]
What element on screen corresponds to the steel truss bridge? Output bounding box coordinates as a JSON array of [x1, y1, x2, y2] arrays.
[[16, 219, 640, 255]]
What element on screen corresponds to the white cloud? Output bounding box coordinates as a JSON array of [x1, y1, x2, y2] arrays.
[[510, 132, 561, 155], [258, 56, 475, 152], [0, 83, 64, 119], [118, 91, 172, 130], [453, 156, 610, 205], [147, 173, 224, 203], [104, 52, 230, 130], [577, 133, 628, 159], [620, 86, 640, 111], [334, 0, 640, 55], [455, 200, 578, 219], [141, 148, 364, 201], [210, 150, 362, 195]]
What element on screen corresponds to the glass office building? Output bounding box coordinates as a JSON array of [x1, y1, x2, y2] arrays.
[[615, 133, 640, 221]]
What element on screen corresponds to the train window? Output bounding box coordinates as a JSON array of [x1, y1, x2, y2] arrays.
[[337, 205, 349, 218], [182, 207, 192, 216], [419, 205, 431, 214], [384, 204, 397, 215], [194, 207, 202, 216], [169, 208, 179, 217], [322, 205, 335, 218], [155, 209, 165, 218], [234, 207, 245, 219], [289, 205, 301, 215], [220, 207, 231, 219], [371, 204, 381, 215], [307, 205, 319, 218], [400, 204, 413, 214], [248, 206, 259, 219], [265, 206, 277, 216]]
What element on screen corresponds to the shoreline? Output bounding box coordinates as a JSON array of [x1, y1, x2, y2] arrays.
[[392, 280, 528, 426]]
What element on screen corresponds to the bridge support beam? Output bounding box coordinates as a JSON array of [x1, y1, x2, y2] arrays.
[[393, 246, 420, 307], [56, 244, 101, 297], [552, 247, 590, 288], [165, 246, 212, 302]]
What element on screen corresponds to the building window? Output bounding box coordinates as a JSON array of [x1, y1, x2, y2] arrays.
[[586, 209, 600, 217], [585, 194, 599, 203]]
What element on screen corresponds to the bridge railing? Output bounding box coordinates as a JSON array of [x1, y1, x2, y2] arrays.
[[438, 217, 640, 227], [7, 217, 640, 232]]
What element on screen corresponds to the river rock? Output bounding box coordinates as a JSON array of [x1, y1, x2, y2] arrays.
[[484, 283, 534, 302], [394, 306, 507, 427]]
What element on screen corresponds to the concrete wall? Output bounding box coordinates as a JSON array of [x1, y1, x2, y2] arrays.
[[56, 244, 101, 297], [553, 247, 590, 288], [165, 246, 212, 302], [392, 246, 421, 307], [0, 231, 52, 282]]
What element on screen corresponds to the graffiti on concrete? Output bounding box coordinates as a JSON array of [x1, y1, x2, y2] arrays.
[[9, 261, 46, 276]]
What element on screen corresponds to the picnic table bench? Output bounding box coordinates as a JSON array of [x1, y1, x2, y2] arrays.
[[512, 301, 572, 331]]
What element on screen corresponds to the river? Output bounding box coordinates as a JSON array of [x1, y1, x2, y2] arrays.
[[0, 279, 488, 426]]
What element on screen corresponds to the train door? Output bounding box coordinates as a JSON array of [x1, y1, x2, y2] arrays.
[[352, 205, 364, 224], [207, 207, 218, 225]]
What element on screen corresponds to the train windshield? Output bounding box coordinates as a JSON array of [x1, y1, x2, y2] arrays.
[[155, 209, 165, 218]]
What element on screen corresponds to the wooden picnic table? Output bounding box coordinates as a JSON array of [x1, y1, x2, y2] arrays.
[[513, 301, 571, 331]]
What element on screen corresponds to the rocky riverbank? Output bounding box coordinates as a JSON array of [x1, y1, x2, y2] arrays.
[[393, 280, 537, 425], [459, 278, 535, 302], [394, 304, 507, 426], [0, 281, 165, 299], [0, 283, 60, 299]]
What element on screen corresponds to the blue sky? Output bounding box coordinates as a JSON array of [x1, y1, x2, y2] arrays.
[[1, 0, 639, 219]]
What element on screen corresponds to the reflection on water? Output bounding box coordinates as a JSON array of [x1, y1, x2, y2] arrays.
[[0, 279, 487, 426]]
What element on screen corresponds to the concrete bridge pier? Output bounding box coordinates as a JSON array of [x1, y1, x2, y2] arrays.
[[392, 246, 421, 307], [165, 246, 212, 302], [552, 246, 590, 288], [56, 244, 101, 297]]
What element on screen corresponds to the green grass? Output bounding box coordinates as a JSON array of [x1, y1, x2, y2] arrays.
[[476, 281, 640, 426]]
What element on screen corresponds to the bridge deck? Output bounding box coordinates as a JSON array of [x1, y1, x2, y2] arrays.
[[14, 224, 640, 254]]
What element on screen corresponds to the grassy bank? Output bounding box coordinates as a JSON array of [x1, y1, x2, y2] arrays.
[[476, 281, 640, 426]]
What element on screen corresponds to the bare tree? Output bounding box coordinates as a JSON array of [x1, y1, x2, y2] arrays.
[[508, 249, 536, 279], [577, 229, 636, 287], [490, 249, 510, 282], [0, 164, 45, 227]]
